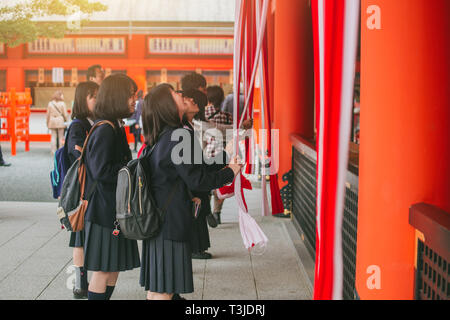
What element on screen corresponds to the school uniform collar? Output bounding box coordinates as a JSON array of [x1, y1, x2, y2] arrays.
[[183, 121, 194, 131]]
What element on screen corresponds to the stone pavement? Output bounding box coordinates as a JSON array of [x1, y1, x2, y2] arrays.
[[0, 140, 314, 300], [0, 193, 314, 301]]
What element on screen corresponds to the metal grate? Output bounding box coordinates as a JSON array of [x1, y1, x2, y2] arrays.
[[416, 240, 450, 300], [342, 185, 359, 300], [292, 148, 317, 258], [291, 146, 359, 300]]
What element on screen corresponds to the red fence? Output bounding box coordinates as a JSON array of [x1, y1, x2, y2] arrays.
[[0, 88, 31, 155]]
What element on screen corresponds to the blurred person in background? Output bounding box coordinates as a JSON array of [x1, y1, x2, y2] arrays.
[[87, 64, 105, 85], [46, 90, 68, 154], [129, 90, 144, 152], [0, 144, 11, 167]]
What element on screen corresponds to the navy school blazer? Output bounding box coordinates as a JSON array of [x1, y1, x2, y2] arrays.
[[145, 125, 235, 242], [84, 119, 132, 229], [66, 118, 92, 166]]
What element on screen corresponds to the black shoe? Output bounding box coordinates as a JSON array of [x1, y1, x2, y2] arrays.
[[0, 161, 11, 167], [172, 293, 186, 300], [213, 212, 221, 224], [273, 212, 291, 219], [73, 287, 88, 299], [206, 213, 218, 228], [192, 251, 212, 259]]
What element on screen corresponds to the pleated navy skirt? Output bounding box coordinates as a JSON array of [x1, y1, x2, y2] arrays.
[[69, 230, 85, 248], [83, 221, 141, 272], [190, 198, 211, 253], [140, 230, 194, 294]]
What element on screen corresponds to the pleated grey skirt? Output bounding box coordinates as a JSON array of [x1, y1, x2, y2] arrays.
[[83, 221, 141, 272], [139, 230, 194, 294], [69, 230, 85, 248]]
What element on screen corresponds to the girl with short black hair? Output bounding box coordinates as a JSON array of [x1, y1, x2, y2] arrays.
[[83, 74, 140, 300], [139, 84, 242, 300], [66, 81, 98, 299]]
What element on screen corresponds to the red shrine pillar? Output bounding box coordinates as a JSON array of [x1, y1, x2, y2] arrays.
[[356, 0, 450, 299], [272, 0, 315, 190]]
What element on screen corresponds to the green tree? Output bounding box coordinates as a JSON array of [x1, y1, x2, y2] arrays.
[[0, 0, 107, 47]]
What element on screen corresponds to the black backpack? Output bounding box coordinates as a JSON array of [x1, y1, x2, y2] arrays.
[[115, 145, 178, 240], [50, 119, 89, 199]]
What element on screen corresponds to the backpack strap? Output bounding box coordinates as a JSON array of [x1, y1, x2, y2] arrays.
[[207, 107, 222, 120], [78, 120, 116, 201], [51, 102, 63, 116]]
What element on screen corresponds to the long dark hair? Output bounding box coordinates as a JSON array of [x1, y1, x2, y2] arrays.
[[94, 74, 137, 121], [142, 83, 182, 146], [71, 81, 99, 120]]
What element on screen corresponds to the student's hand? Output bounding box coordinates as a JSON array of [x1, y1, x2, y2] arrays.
[[228, 155, 243, 176], [225, 139, 235, 156], [242, 119, 253, 130], [192, 197, 201, 205]]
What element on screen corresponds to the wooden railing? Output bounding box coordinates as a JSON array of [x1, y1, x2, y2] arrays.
[[0, 88, 32, 155], [409, 203, 450, 300]]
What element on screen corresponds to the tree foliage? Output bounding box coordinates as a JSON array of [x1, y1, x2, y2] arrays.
[[0, 0, 107, 47]]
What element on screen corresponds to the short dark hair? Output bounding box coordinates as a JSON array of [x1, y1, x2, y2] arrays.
[[87, 64, 102, 80], [71, 81, 99, 120], [207, 85, 225, 110], [183, 89, 208, 121], [181, 72, 207, 92], [94, 74, 137, 121], [142, 83, 181, 146]]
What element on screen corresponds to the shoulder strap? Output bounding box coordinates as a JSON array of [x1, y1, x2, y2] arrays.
[[51, 102, 64, 118], [78, 120, 116, 200], [72, 118, 91, 134], [208, 108, 222, 120], [79, 120, 115, 163]]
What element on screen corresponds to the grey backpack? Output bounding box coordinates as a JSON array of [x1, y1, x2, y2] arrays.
[[115, 145, 178, 240], [57, 120, 114, 231]]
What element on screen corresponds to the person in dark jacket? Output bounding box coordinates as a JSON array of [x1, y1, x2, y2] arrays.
[[129, 90, 144, 152], [83, 74, 140, 300], [139, 84, 242, 300], [0, 144, 11, 167], [182, 89, 225, 260], [66, 81, 98, 299], [181, 72, 207, 94]]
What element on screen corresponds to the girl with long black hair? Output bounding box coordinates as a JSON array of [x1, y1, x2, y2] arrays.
[[139, 84, 242, 300]]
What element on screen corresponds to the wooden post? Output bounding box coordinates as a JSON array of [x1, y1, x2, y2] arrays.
[[273, 0, 315, 188], [10, 88, 16, 156]]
